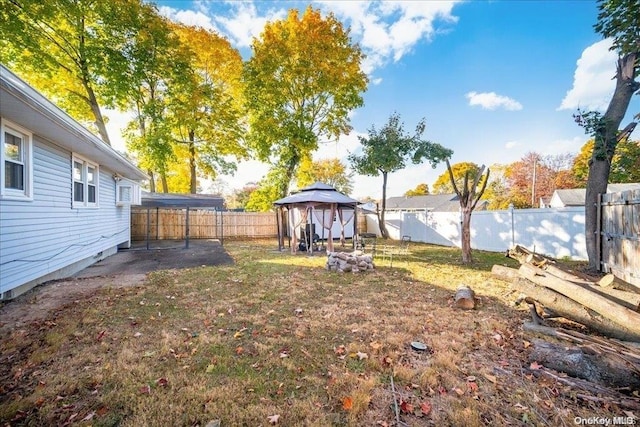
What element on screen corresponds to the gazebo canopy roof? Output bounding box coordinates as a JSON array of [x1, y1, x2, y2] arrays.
[[273, 182, 358, 207]]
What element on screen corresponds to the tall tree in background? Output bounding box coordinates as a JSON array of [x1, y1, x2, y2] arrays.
[[404, 183, 430, 196], [243, 6, 367, 201], [445, 160, 489, 264], [296, 157, 354, 194], [572, 139, 640, 185], [120, 8, 188, 192], [432, 162, 484, 194], [0, 0, 151, 145], [504, 152, 556, 208], [349, 112, 452, 238], [169, 24, 246, 193], [578, 0, 639, 270]]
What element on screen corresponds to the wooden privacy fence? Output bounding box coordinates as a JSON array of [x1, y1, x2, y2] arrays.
[[131, 208, 278, 241], [598, 189, 640, 287]]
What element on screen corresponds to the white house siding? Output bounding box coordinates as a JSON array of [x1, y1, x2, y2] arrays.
[[0, 136, 131, 297], [372, 206, 587, 260]]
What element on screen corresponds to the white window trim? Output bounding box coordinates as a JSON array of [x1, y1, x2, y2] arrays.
[[72, 153, 99, 208], [116, 178, 141, 206], [0, 119, 33, 201]]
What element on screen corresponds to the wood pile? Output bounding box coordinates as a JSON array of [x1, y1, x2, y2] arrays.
[[492, 245, 640, 399], [326, 252, 374, 273]]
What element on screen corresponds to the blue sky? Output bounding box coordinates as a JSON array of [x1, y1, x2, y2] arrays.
[[106, 0, 640, 199]]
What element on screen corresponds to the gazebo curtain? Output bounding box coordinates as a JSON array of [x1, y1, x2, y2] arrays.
[[289, 205, 309, 253], [337, 208, 355, 245], [313, 204, 337, 252]]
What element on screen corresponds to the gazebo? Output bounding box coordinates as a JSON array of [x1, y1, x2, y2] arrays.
[[274, 182, 359, 253]]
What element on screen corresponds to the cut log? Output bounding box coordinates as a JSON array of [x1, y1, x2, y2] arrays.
[[510, 278, 640, 342], [493, 264, 640, 313], [506, 245, 554, 266], [454, 285, 475, 310], [491, 264, 521, 282], [528, 339, 640, 389], [599, 273, 640, 294], [519, 263, 640, 338]]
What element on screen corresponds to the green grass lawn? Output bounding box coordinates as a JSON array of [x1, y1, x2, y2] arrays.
[[0, 239, 614, 426]]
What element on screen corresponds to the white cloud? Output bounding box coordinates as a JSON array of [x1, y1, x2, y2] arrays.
[[505, 141, 520, 149], [558, 39, 618, 111], [318, 0, 460, 73], [466, 91, 523, 111], [213, 3, 287, 48], [157, 6, 218, 31]]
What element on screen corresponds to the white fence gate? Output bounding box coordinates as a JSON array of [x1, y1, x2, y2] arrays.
[[368, 206, 587, 260]]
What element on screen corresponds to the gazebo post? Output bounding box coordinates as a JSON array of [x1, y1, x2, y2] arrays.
[[353, 206, 358, 249], [276, 207, 282, 251]]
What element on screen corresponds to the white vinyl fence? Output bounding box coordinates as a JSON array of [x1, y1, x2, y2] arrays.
[[367, 207, 587, 260]]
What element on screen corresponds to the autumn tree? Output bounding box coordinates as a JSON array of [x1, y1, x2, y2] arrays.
[[404, 183, 430, 196], [349, 112, 452, 238], [577, 0, 640, 270], [168, 24, 246, 193], [445, 159, 489, 264], [296, 157, 354, 194], [120, 8, 188, 192], [572, 139, 640, 185], [1, 0, 156, 145], [503, 152, 557, 208], [433, 162, 484, 194], [243, 6, 367, 202], [227, 183, 259, 210]]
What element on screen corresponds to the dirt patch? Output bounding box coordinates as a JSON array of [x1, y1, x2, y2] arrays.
[[0, 239, 233, 332]]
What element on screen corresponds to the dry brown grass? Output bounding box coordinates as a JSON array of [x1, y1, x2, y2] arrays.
[[0, 239, 626, 426]]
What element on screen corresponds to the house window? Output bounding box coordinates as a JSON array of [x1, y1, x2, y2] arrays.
[[1, 119, 33, 200], [116, 179, 141, 206], [72, 155, 99, 207]]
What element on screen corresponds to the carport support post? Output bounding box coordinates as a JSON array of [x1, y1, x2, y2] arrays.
[[146, 207, 150, 250], [185, 207, 190, 249]]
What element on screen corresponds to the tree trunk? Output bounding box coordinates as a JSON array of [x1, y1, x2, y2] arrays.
[[585, 53, 639, 270], [460, 207, 472, 264], [528, 339, 640, 389], [378, 172, 389, 239], [160, 172, 168, 193], [148, 170, 155, 193], [189, 130, 197, 194], [519, 263, 640, 337]]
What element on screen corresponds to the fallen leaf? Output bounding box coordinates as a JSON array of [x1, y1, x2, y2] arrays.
[[134, 332, 142, 338], [334, 345, 346, 355], [420, 401, 432, 416], [453, 387, 465, 396], [369, 341, 382, 350], [96, 330, 106, 341], [205, 364, 216, 373], [279, 351, 289, 358], [139, 385, 151, 394], [342, 396, 353, 410], [400, 400, 414, 413], [233, 331, 244, 339], [81, 412, 96, 421], [356, 351, 368, 360], [235, 346, 244, 355], [484, 373, 497, 384], [156, 378, 168, 387], [267, 414, 280, 425], [467, 381, 479, 392], [523, 340, 531, 348], [529, 361, 543, 370]]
